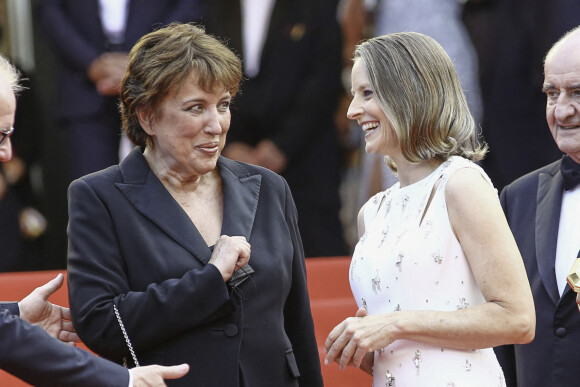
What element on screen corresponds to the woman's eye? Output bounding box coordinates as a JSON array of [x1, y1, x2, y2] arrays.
[[363, 90, 373, 98], [219, 101, 231, 111], [188, 104, 203, 113]]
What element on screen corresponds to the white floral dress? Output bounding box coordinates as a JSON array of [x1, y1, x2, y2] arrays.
[[350, 156, 506, 387]]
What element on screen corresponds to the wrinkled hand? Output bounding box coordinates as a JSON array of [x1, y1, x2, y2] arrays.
[[87, 52, 129, 96], [325, 307, 394, 370], [18, 273, 80, 344], [209, 235, 251, 281], [131, 364, 189, 387]]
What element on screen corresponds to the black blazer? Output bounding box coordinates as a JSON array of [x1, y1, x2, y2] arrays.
[[0, 304, 129, 386], [67, 148, 323, 387], [495, 157, 580, 387]]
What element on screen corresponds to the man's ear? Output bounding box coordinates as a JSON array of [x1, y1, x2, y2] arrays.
[[137, 107, 154, 136]]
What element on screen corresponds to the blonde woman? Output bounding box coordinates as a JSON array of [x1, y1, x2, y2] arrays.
[[325, 32, 535, 386]]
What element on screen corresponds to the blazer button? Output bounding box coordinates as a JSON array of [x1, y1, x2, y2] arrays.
[[555, 327, 567, 338], [224, 324, 239, 337]]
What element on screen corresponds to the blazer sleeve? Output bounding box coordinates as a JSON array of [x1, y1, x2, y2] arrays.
[[0, 309, 130, 387], [281, 182, 323, 386], [0, 302, 19, 316]]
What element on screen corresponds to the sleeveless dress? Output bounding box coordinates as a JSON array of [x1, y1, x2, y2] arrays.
[[350, 156, 506, 387]]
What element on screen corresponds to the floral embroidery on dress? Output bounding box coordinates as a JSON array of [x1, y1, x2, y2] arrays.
[[378, 227, 389, 247], [412, 350, 422, 375], [372, 270, 381, 294], [432, 252, 443, 264], [464, 359, 472, 373], [395, 253, 404, 272], [401, 195, 410, 212], [457, 298, 469, 310], [384, 198, 393, 218]]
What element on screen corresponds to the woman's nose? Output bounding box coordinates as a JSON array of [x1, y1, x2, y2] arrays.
[[205, 110, 225, 134], [346, 98, 362, 120]]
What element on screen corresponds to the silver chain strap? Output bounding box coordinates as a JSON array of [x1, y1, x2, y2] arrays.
[[113, 304, 140, 367]]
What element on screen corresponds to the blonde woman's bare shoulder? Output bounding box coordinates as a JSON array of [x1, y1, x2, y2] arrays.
[[445, 166, 496, 204]]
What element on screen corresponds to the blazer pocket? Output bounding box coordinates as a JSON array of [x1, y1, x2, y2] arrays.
[[285, 348, 301, 378]]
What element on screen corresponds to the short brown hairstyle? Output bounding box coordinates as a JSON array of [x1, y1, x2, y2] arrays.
[[120, 23, 243, 147]]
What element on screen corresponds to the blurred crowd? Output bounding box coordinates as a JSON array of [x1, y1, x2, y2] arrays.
[[1, 0, 578, 271]]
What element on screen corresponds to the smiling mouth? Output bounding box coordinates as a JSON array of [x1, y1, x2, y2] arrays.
[[362, 122, 379, 136], [559, 125, 580, 130], [197, 142, 219, 152]]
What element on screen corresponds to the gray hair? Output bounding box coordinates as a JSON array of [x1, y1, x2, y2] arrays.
[[0, 53, 23, 95]]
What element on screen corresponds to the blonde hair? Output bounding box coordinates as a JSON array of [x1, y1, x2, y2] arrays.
[[120, 23, 243, 147], [353, 32, 487, 171]]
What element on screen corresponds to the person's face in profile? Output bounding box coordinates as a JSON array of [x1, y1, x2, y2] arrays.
[[144, 73, 232, 177], [347, 58, 399, 158], [0, 74, 15, 163], [543, 35, 580, 163]]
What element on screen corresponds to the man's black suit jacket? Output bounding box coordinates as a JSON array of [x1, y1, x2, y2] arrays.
[[0, 303, 129, 386], [495, 157, 580, 387]]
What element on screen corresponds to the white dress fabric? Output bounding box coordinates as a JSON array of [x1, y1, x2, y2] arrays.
[[350, 156, 506, 387]]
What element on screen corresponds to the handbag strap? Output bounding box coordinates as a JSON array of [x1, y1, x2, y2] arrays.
[[113, 304, 140, 367]]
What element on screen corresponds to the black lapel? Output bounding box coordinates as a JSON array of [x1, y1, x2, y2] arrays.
[[218, 157, 261, 240], [115, 148, 212, 265], [114, 151, 261, 265], [535, 161, 565, 305]]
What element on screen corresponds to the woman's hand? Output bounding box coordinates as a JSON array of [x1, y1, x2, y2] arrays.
[[325, 307, 396, 371], [209, 235, 251, 281]]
